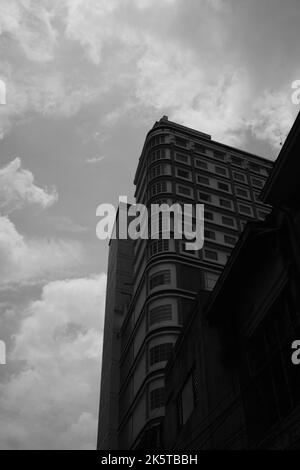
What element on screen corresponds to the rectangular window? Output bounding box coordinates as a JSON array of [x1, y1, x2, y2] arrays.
[[214, 150, 226, 160], [150, 148, 167, 163], [222, 216, 235, 227], [215, 166, 227, 176], [149, 240, 169, 256], [239, 204, 253, 215], [150, 164, 168, 179], [198, 192, 211, 203], [151, 181, 168, 197], [195, 160, 208, 169], [204, 229, 216, 240], [149, 135, 165, 148], [235, 186, 250, 199], [149, 305, 172, 326], [177, 185, 193, 197], [176, 137, 187, 147], [219, 198, 232, 209], [204, 249, 218, 261], [224, 235, 237, 246], [150, 343, 173, 366], [251, 177, 264, 188], [176, 168, 191, 179], [194, 143, 206, 154], [217, 182, 230, 192], [197, 175, 210, 186], [150, 270, 171, 289], [233, 172, 246, 182], [205, 211, 214, 221], [248, 162, 262, 173], [231, 156, 243, 166], [150, 387, 165, 410], [175, 153, 189, 164]]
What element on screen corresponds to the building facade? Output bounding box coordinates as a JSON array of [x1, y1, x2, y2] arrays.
[[98, 116, 273, 450], [163, 112, 300, 450]]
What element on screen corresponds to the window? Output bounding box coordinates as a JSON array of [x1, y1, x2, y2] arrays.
[[149, 240, 169, 256], [222, 216, 235, 227], [233, 172, 246, 182], [215, 166, 227, 176], [178, 375, 195, 425], [149, 148, 167, 163], [197, 175, 210, 186], [195, 160, 208, 169], [231, 156, 243, 166], [199, 192, 211, 203], [150, 164, 168, 179], [204, 271, 219, 290], [150, 387, 165, 410], [150, 343, 173, 366], [149, 304, 172, 326], [148, 134, 165, 148], [214, 150, 226, 160], [205, 211, 214, 221], [177, 185, 193, 197], [224, 235, 237, 246], [151, 181, 168, 197], [248, 162, 262, 173], [150, 270, 171, 289], [176, 137, 187, 147], [251, 177, 264, 188], [239, 204, 253, 216], [204, 249, 218, 261], [217, 181, 230, 192], [204, 230, 216, 240], [194, 143, 206, 154], [176, 168, 191, 180], [235, 186, 250, 199], [175, 153, 189, 164], [219, 198, 232, 209]]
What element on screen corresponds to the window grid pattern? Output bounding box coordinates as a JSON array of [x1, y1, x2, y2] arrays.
[[149, 305, 172, 326], [150, 343, 173, 366], [150, 270, 171, 289], [150, 387, 165, 410]]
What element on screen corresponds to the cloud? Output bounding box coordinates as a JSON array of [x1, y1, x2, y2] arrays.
[[0, 0, 57, 63], [250, 89, 296, 149], [0, 0, 298, 150], [0, 216, 84, 287], [86, 156, 105, 164], [0, 158, 58, 212], [0, 274, 106, 450], [47, 215, 87, 234]]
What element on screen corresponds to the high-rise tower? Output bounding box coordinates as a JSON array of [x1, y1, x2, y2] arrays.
[[98, 116, 273, 450]]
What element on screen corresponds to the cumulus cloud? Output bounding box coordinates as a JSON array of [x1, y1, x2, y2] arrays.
[[251, 89, 296, 149], [0, 158, 58, 212], [0, 274, 106, 449], [0, 0, 57, 63], [0, 0, 298, 149], [0, 216, 83, 287]]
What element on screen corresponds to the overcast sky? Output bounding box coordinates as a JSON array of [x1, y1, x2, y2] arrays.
[[0, 0, 299, 450]]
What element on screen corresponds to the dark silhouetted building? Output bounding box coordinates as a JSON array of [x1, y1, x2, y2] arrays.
[[163, 112, 300, 450], [98, 116, 273, 450]]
